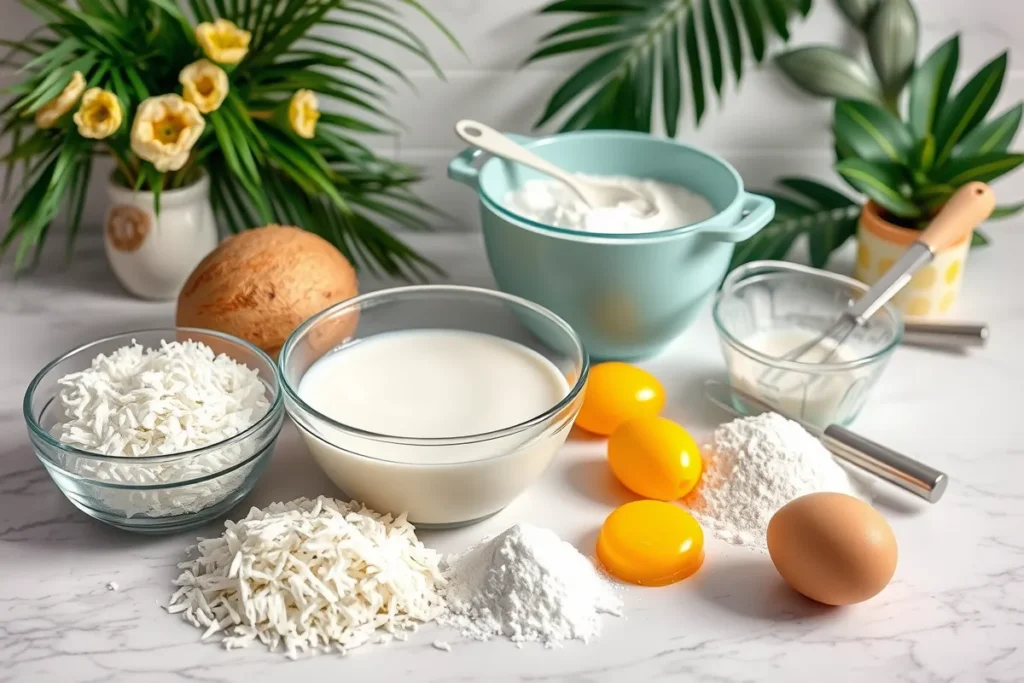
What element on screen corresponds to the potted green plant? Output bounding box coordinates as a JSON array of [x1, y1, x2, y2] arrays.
[[752, 1, 1023, 313], [1, 1, 458, 298], [831, 36, 1022, 316]]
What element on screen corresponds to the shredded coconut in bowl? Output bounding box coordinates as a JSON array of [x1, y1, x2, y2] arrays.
[[50, 339, 271, 518]]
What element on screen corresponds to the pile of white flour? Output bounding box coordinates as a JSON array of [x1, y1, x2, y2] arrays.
[[686, 412, 865, 552], [439, 524, 621, 647]]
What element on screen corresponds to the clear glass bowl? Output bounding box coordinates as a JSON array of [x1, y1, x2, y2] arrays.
[[24, 329, 285, 534], [279, 285, 589, 528], [713, 261, 903, 428]]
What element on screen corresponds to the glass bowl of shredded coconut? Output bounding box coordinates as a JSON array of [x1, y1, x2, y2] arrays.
[[23, 329, 285, 533]]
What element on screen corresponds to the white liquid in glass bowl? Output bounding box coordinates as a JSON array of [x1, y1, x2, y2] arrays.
[[295, 329, 576, 526]]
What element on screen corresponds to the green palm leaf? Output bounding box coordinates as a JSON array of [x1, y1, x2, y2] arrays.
[[833, 99, 914, 163], [835, 158, 920, 218], [931, 152, 1024, 186], [955, 104, 1022, 156], [989, 201, 1024, 221], [2, 0, 459, 278], [933, 51, 1008, 165], [528, 0, 813, 134], [731, 177, 860, 271]]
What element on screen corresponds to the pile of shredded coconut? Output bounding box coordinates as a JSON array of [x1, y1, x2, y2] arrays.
[[51, 339, 270, 517], [685, 412, 865, 552], [167, 496, 446, 659], [439, 523, 621, 647]]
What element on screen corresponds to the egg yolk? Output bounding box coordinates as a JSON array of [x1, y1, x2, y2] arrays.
[[597, 500, 704, 586], [607, 416, 702, 501], [576, 363, 665, 436]]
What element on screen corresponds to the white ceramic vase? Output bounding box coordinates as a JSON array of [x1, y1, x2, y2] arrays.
[[104, 173, 218, 300]]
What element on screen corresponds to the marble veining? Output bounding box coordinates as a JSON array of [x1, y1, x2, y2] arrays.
[[1, 232, 1022, 683]]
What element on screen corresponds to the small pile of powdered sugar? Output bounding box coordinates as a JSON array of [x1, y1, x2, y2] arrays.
[[439, 524, 621, 647], [685, 413, 865, 552]]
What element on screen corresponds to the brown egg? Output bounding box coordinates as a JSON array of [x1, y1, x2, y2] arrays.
[[176, 225, 359, 358], [767, 492, 898, 606]]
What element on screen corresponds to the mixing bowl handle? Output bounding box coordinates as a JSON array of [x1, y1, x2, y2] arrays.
[[702, 192, 776, 243], [448, 134, 537, 188]]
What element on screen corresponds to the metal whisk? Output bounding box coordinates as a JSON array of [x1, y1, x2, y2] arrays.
[[759, 182, 995, 391]]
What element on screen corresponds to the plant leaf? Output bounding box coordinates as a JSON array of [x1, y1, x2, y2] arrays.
[[631, 45, 655, 132], [934, 51, 1008, 165], [833, 99, 914, 163], [907, 35, 959, 138], [731, 178, 859, 270], [776, 46, 884, 105], [836, 158, 921, 217], [529, 0, 812, 133], [778, 176, 858, 208], [701, 0, 724, 96], [989, 201, 1024, 220], [867, 0, 918, 98], [661, 21, 682, 137], [684, 6, 706, 125], [914, 134, 936, 171], [955, 103, 1023, 156], [836, 0, 879, 27], [971, 230, 989, 247], [738, 0, 765, 61], [931, 152, 1024, 186], [718, 0, 743, 82], [763, 0, 791, 40], [536, 47, 630, 127]]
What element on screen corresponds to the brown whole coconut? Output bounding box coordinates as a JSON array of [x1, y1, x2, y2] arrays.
[[176, 225, 359, 358]]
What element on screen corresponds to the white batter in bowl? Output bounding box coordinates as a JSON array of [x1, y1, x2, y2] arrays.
[[505, 175, 715, 234]]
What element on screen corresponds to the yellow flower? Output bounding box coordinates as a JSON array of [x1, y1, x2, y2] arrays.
[[130, 95, 205, 172], [288, 89, 319, 139], [35, 71, 86, 129], [73, 88, 122, 139], [179, 59, 229, 113], [195, 19, 251, 65]]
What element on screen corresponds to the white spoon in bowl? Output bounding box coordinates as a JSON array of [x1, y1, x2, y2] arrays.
[[454, 119, 655, 216]]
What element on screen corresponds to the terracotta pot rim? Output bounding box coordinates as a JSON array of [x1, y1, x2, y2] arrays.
[[860, 201, 969, 249]]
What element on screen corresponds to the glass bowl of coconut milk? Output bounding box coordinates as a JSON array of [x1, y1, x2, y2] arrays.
[[713, 261, 903, 428], [278, 285, 588, 528]]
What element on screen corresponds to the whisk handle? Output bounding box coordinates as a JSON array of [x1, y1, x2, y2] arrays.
[[821, 425, 948, 503]]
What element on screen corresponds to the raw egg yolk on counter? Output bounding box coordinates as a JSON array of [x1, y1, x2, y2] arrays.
[[576, 363, 665, 435], [607, 416, 702, 501], [597, 500, 704, 586]]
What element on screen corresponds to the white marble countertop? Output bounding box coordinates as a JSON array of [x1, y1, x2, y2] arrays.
[[2, 231, 1022, 683]]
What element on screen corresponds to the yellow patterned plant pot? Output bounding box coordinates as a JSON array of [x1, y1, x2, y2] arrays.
[[854, 201, 969, 319]]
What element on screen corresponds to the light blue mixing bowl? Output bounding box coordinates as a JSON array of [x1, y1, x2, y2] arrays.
[[448, 130, 775, 361]]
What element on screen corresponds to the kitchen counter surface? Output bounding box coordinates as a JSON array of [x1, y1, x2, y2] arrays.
[[1, 232, 1022, 683]]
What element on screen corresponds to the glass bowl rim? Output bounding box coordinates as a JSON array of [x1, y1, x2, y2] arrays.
[[712, 260, 904, 372], [24, 327, 285, 464], [278, 284, 590, 446], [35, 425, 278, 490]]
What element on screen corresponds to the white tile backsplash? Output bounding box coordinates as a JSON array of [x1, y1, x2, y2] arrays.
[[2, 0, 1023, 236]]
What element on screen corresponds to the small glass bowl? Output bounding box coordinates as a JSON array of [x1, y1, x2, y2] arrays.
[[713, 261, 903, 428], [24, 329, 285, 534], [279, 285, 589, 528]]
